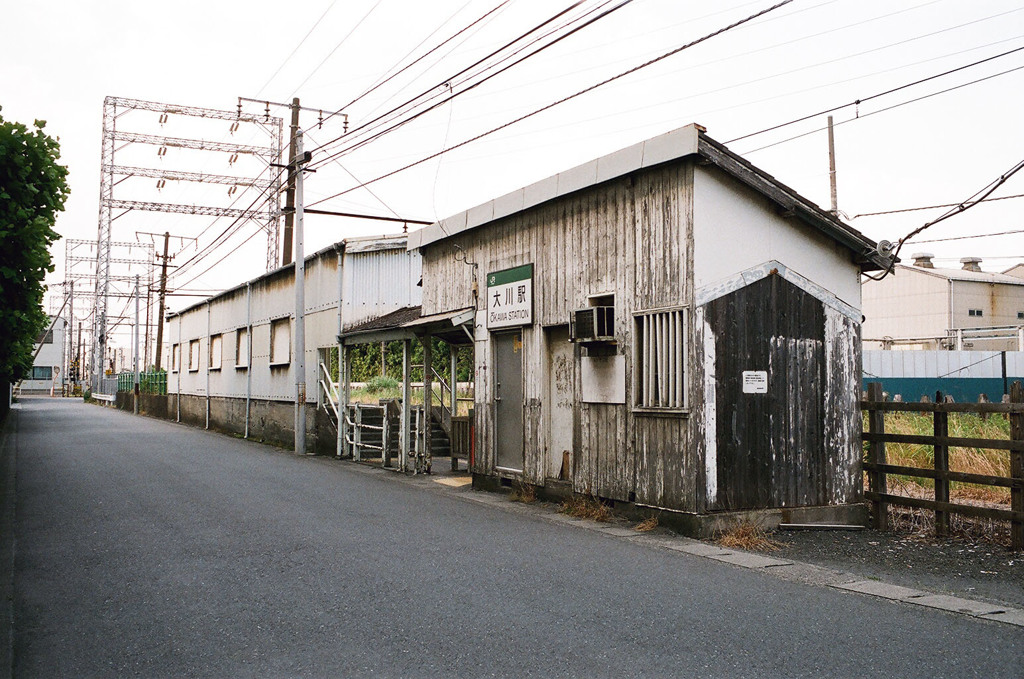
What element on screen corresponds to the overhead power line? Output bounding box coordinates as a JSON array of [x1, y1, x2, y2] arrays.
[[742, 62, 1024, 154], [322, 0, 511, 126], [310, 0, 635, 168], [309, 0, 593, 157], [853, 193, 1024, 218], [865, 157, 1024, 281], [255, 0, 339, 97], [307, 0, 794, 208], [726, 43, 1024, 145]]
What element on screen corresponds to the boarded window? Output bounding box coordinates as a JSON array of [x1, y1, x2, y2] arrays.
[[188, 339, 200, 372], [634, 308, 686, 409], [171, 343, 180, 372], [236, 328, 249, 368], [31, 366, 53, 380], [270, 317, 290, 365], [209, 334, 222, 370]]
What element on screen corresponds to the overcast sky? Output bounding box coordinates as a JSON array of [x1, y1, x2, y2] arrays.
[[3, 0, 1023, 348]]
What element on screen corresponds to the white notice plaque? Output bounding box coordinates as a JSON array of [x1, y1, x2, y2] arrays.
[[742, 370, 768, 394]]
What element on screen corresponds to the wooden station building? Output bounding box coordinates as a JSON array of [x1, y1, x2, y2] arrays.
[[404, 123, 892, 531]]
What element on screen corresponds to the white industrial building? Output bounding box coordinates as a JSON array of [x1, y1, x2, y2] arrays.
[[862, 253, 1024, 350], [21, 316, 68, 393]]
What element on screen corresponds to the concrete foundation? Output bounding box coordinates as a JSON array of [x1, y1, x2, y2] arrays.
[[113, 393, 331, 454]]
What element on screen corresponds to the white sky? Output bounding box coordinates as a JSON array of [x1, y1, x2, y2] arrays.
[[3, 0, 1024, 351]]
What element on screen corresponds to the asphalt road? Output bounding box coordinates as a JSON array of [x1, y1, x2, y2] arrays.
[[3, 396, 1022, 678]]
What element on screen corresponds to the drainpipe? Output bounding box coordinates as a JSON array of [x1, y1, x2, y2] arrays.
[[245, 281, 252, 439], [205, 301, 211, 430], [176, 313, 181, 422], [948, 279, 954, 348]]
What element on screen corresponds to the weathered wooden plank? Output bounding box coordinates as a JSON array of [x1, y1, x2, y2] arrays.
[[862, 461, 1022, 488], [860, 400, 1024, 414], [861, 432, 1024, 451], [864, 492, 1024, 522]]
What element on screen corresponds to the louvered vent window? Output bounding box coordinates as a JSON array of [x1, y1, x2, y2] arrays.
[[634, 308, 686, 409]]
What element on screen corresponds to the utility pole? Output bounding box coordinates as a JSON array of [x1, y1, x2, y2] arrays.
[[154, 231, 171, 371], [294, 129, 310, 454], [134, 274, 140, 414], [282, 97, 301, 266], [827, 115, 838, 216], [67, 280, 74, 395]]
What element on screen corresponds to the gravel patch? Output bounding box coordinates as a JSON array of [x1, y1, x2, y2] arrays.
[[767, 528, 1024, 608]]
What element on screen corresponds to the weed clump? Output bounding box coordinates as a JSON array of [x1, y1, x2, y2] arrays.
[[634, 515, 659, 532], [717, 521, 783, 552], [560, 495, 611, 522], [508, 481, 536, 503]]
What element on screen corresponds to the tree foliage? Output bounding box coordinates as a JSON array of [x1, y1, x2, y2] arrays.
[[0, 109, 69, 383]]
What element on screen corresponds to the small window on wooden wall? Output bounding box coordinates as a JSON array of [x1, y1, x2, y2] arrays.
[[270, 317, 290, 366], [633, 307, 686, 409]]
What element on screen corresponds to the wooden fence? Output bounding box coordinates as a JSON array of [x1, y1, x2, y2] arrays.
[[862, 381, 1024, 550]]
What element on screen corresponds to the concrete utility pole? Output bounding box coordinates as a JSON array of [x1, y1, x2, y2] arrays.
[[282, 97, 301, 266], [827, 115, 838, 216], [154, 231, 171, 371], [134, 274, 140, 414], [67, 280, 74, 394], [294, 129, 309, 454]]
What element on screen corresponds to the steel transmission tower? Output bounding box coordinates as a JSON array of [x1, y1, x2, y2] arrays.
[[91, 97, 283, 391]]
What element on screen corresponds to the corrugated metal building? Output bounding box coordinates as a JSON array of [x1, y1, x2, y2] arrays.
[[862, 253, 1024, 350], [163, 235, 421, 452], [408, 123, 889, 531]]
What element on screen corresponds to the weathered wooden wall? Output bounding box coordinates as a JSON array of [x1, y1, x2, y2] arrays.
[[421, 160, 696, 508], [702, 275, 859, 511]]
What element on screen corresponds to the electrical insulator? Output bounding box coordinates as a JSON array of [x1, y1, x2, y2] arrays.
[[228, 153, 238, 166], [156, 179, 166, 191], [229, 121, 239, 136], [159, 113, 168, 125], [157, 146, 167, 158], [228, 185, 237, 197]]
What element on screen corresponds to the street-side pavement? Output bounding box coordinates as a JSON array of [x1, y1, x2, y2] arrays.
[[3, 396, 1022, 678]]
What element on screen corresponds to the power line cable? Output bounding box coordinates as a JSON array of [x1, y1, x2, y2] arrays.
[[742, 62, 1024, 154], [908, 227, 1024, 245], [290, 0, 385, 97], [865, 157, 1024, 282], [255, 0, 339, 97], [321, 0, 509, 127], [310, 0, 632, 168], [308, 1, 591, 156], [307, 0, 794, 207], [727, 44, 1024, 145], [854, 193, 1024, 218]]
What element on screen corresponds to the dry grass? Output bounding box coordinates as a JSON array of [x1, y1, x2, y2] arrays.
[[717, 522, 784, 552], [633, 515, 659, 532], [560, 495, 612, 522], [508, 481, 536, 504], [870, 411, 1012, 504]]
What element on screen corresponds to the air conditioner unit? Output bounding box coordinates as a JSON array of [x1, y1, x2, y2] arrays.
[[570, 306, 615, 343]]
